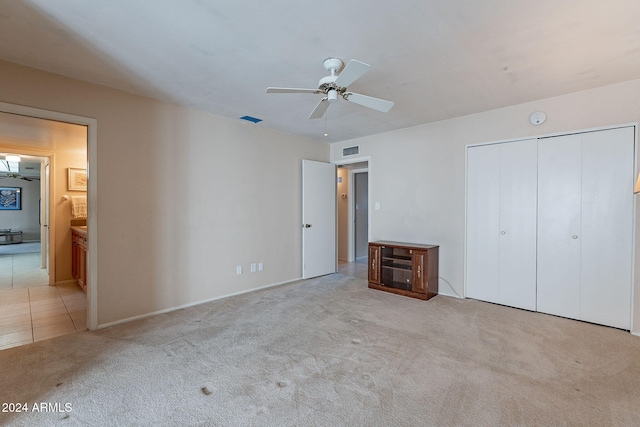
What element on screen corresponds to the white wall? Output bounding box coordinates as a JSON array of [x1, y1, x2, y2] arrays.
[[0, 177, 39, 239], [330, 78, 640, 333], [0, 59, 328, 326]]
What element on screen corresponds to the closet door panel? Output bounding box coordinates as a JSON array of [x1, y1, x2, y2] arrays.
[[580, 128, 633, 329], [537, 135, 582, 320], [498, 140, 538, 310], [466, 144, 500, 303]]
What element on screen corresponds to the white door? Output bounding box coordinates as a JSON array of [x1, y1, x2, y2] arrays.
[[537, 134, 583, 320], [580, 128, 633, 328], [466, 139, 537, 310], [467, 144, 501, 304], [538, 127, 634, 329], [497, 140, 537, 310], [302, 160, 336, 279]]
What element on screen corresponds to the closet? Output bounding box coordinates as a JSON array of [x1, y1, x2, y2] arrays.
[[466, 126, 634, 330]]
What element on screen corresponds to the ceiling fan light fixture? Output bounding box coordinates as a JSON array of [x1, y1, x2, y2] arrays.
[[327, 89, 338, 103], [5, 155, 20, 162]]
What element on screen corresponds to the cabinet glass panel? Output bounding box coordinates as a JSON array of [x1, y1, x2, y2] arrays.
[[380, 246, 413, 290]]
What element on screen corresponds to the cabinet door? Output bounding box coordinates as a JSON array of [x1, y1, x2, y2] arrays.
[[467, 140, 537, 310], [368, 244, 380, 284], [412, 250, 428, 294]]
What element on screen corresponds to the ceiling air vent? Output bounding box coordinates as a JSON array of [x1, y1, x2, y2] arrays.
[[342, 146, 359, 156]]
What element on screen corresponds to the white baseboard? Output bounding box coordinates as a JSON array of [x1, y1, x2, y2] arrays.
[[96, 277, 303, 330]]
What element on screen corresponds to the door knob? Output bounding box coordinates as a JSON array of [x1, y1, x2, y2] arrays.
[[572, 235, 578, 239], [303, 224, 312, 228], [500, 231, 506, 235]]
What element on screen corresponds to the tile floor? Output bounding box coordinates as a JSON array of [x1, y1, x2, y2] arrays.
[[0, 283, 86, 350], [0, 251, 50, 290], [0, 249, 86, 350]]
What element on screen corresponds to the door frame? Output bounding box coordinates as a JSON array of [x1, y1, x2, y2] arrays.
[[0, 102, 98, 331], [334, 156, 371, 263]]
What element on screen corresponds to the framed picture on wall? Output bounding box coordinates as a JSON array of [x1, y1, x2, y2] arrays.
[[68, 168, 87, 191], [0, 187, 21, 210]]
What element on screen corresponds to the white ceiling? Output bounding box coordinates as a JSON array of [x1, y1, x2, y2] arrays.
[[1, 1, 640, 143]]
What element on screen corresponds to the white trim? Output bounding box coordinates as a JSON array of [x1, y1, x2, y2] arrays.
[[466, 122, 639, 149], [97, 277, 303, 329], [0, 101, 98, 331]]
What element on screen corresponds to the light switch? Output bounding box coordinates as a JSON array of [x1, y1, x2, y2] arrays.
[[374, 202, 380, 210]]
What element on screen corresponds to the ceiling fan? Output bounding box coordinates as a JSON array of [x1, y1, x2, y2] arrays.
[[0, 173, 39, 181], [266, 57, 394, 119]]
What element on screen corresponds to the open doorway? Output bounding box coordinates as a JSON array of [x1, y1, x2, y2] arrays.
[[336, 160, 370, 280], [0, 153, 49, 290], [0, 104, 95, 349]]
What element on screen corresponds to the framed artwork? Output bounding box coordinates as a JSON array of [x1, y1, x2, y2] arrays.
[[68, 168, 87, 191], [0, 187, 21, 210]]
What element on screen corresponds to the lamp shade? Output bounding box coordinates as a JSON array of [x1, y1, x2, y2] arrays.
[[635, 172, 640, 194]]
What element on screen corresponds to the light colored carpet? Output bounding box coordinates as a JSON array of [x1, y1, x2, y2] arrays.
[[1, 273, 639, 426]]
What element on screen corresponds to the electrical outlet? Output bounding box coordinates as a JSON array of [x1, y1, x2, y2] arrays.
[[236, 265, 242, 275]]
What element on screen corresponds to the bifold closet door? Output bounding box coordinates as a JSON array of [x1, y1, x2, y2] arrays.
[[467, 139, 537, 310], [537, 127, 634, 329]]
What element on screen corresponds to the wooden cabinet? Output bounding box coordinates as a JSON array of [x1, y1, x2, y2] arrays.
[[368, 244, 381, 285], [71, 226, 87, 292], [368, 241, 438, 300]]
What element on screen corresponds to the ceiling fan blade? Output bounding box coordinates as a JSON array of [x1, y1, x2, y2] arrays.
[[308, 98, 329, 119], [334, 60, 370, 88], [345, 92, 394, 112], [266, 87, 319, 94]]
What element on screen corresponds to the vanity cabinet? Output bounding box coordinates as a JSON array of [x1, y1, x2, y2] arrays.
[[71, 227, 87, 292], [368, 241, 439, 300]]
